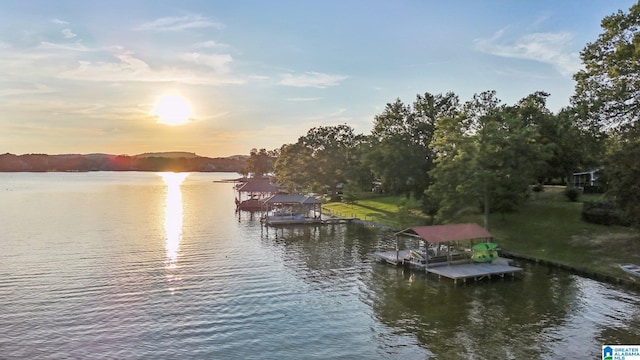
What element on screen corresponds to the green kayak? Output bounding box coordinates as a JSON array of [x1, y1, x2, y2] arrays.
[[472, 242, 498, 251], [471, 249, 499, 263]]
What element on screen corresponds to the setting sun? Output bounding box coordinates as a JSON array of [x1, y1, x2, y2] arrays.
[[152, 94, 193, 126]]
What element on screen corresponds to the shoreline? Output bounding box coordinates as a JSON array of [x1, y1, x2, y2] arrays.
[[502, 251, 639, 289], [331, 214, 640, 290]]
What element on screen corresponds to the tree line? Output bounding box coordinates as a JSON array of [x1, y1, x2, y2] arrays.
[[247, 3, 640, 228], [0, 153, 247, 172]]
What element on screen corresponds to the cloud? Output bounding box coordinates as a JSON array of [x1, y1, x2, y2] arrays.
[[134, 15, 222, 32], [474, 29, 582, 77], [58, 50, 244, 85], [181, 52, 233, 73], [194, 40, 229, 49], [0, 39, 244, 86], [39, 41, 90, 52], [61, 29, 77, 39], [51, 18, 68, 25], [0, 83, 57, 97], [278, 71, 348, 88]]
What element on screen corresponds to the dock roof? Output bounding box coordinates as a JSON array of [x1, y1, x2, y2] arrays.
[[262, 193, 321, 205], [396, 223, 492, 243], [236, 179, 279, 193]]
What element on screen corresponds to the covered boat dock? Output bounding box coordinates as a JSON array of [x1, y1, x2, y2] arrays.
[[235, 178, 279, 211], [260, 194, 323, 225], [373, 223, 522, 283]]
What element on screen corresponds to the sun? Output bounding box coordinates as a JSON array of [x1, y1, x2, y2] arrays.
[[152, 94, 193, 126]]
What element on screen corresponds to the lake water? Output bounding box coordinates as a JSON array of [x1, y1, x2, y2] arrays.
[[1, 172, 638, 359]]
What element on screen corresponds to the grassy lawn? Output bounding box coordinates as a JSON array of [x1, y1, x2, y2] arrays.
[[322, 194, 431, 229], [322, 187, 640, 280], [489, 187, 640, 278]]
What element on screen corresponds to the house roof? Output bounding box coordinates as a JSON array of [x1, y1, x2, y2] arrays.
[[236, 179, 279, 193], [396, 223, 492, 243], [262, 193, 322, 205]]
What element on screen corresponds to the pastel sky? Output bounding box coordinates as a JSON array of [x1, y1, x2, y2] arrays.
[[1, 0, 636, 157]]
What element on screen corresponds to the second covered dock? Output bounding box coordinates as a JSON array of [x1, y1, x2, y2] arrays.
[[373, 223, 522, 283]]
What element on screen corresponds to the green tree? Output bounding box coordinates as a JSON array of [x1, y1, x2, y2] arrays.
[[426, 112, 476, 222], [573, 2, 640, 134], [246, 148, 275, 178], [548, 107, 603, 185], [341, 182, 359, 205], [274, 125, 363, 194], [572, 2, 640, 225], [602, 136, 640, 226], [427, 91, 546, 228], [514, 92, 559, 182], [343, 138, 375, 192], [365, 92, 458, 198], [507, 92, 597, 186], [365, 99, 413, 195], [492, 101, 548, 215], [274, 142, 314, 193]]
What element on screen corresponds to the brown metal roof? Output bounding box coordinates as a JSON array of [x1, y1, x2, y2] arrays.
[[236, 179, 279, 193], [262, 194, 322, 205], [398, 223, 492, 243]]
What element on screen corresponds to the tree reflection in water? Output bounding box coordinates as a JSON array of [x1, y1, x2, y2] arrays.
[[262, 223, 640, 359]]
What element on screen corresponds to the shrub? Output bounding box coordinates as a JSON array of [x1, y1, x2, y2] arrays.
[[564, 187, 580, 202], [582, 205, 613, 225], [582, 200, 629, 226], [582, 185, 604, 194]]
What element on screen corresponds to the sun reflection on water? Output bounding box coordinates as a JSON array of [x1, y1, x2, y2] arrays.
[[159, 172, 188, 274]]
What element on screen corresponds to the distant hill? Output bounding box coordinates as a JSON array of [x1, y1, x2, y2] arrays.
[[133, 152, 199, 159], [0, 152, 248, 173]]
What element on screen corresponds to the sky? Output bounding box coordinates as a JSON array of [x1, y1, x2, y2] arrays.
[[1, 0, 637, 158]]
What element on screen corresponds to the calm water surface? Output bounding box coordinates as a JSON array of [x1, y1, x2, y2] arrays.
[[1, 172, 638, 359]]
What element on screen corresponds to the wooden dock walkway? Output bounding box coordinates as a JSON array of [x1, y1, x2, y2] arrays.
[[373, 250, 522, 283], [261, 216, 356, 226]]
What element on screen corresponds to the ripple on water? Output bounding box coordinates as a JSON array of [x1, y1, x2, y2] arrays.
[[1, 173, 639, 360]]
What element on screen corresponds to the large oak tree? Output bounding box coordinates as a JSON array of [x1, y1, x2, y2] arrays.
[[573, 2, 640, 225]]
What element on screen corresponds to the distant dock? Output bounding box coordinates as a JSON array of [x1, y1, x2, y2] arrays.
[[373, 250, 522, 284], [261, 216, 356, 226], [322, 217, 357, 225]]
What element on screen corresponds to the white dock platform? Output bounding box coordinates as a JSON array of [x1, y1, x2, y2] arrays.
[[373, 250, 522, 283]]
